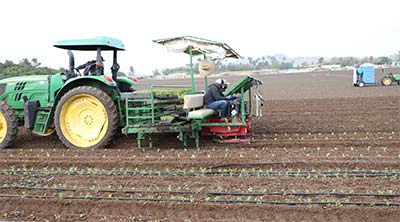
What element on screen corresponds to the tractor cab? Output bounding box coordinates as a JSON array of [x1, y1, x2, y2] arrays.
[[54, 36, 138, 92]]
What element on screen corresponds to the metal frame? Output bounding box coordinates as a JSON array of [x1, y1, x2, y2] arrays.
[[122, 85, 193, 148]]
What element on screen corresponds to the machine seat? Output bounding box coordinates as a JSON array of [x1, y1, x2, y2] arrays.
[[187, 109, 215, 120], [183, 93, 216, 120]]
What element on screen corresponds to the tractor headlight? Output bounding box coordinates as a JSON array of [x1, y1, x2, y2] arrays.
[[0, 84, 5, 96]]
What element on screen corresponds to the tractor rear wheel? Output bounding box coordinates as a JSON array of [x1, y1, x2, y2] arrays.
[[0, 101, 18, 148], [381, 77, 392, 86], [55, 86, 118, 149]]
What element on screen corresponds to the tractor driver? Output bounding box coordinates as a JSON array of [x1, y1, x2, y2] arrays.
[[76, 56, 105, 76], [204, 78, 237, 121]]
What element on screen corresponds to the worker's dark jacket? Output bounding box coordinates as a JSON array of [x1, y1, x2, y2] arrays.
[[204, 83, 226, 105], [76, 60, 96, 70]]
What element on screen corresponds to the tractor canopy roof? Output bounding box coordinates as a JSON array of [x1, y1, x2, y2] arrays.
[[153, 36, 241, 59], [54, 36, 125, 51]]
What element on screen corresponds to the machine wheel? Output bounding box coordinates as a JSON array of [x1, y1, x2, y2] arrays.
[[358, 82, 364, 87], [0, 101, 18, 148], [381, 77, 392, 86], [54, 86, 118, 149]]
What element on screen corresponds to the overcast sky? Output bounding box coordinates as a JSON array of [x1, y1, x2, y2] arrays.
[[1, 0, 400, 75]]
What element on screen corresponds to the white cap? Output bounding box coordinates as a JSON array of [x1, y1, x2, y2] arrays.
[[215, 78, 229, 85]]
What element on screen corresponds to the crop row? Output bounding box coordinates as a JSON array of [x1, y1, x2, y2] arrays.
[[2, 184, 400, 198], [0, 192, 399, 207], [257, 131, 397, 139], [1, 167, 400, 178]]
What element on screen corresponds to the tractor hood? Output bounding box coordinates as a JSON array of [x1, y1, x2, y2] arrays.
[[0, 75, 50, 84], [0, 74, 53, 108]]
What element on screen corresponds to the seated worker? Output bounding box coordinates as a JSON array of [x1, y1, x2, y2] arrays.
[[76, 56, 105, 75], [204, 78, 237, 120]]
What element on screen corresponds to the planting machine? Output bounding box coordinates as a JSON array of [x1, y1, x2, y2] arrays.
[[0, 36, 262, 149]]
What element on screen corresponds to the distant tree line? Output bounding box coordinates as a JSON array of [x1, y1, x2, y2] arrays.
[[152, 66, 193, 76], [319, 56, 391, 67], [0, 56, 393, 78], [152, 55, 394, 76], [0, 58, 63, 78], [152, 56, 295, 76]]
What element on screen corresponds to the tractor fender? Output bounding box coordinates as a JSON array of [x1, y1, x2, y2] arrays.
[[116, 76, 139, 86], [115, 76, 140, 92], [47, 76, 119, 128], [55, 76, 118, 104]]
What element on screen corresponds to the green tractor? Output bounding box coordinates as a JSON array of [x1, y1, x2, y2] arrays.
[[0, 36, 138, 149], [381, 68, 400, 86]]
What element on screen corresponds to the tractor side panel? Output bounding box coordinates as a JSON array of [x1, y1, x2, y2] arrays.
[[48, 73, 66, 104]]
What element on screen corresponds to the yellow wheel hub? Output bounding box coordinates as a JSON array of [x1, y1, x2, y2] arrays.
[[59, 94, 108, 148], [383, 78, 391, 85], [0, 112, 7, 143]]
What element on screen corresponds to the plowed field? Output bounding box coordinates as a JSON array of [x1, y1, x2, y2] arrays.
[[1, 70, 399, 221]]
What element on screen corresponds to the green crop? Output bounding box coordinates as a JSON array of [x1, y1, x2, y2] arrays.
[[136, 88, 191, 100]]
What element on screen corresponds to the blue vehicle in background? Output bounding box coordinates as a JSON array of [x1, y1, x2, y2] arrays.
[[353, 63, 375, 87]]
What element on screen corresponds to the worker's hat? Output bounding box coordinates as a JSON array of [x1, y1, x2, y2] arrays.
[[198, 59, 215, 76], [215, 78, 229, 85]]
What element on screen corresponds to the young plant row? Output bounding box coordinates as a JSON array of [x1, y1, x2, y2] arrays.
[[1, 167, 400, 179], [0, 191, 399, 207], [261, 131, 396, 140], [2, 184, 400, 198]]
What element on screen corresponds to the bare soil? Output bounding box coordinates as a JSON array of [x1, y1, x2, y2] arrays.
[[0, 70, 399, 221]]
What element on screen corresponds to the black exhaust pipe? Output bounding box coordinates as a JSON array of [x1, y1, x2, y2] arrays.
[[112, 50, 119, 81], [67, 50, 75, 77]]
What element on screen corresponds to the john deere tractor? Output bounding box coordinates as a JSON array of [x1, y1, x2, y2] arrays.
[[381, 68, 400, 86], [0, 36, 138, 149]]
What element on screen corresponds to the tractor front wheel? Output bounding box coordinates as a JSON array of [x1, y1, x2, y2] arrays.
[[55, 86, 118, 149], [0, 101, 18, 148], [381, 77, 392, 86]]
